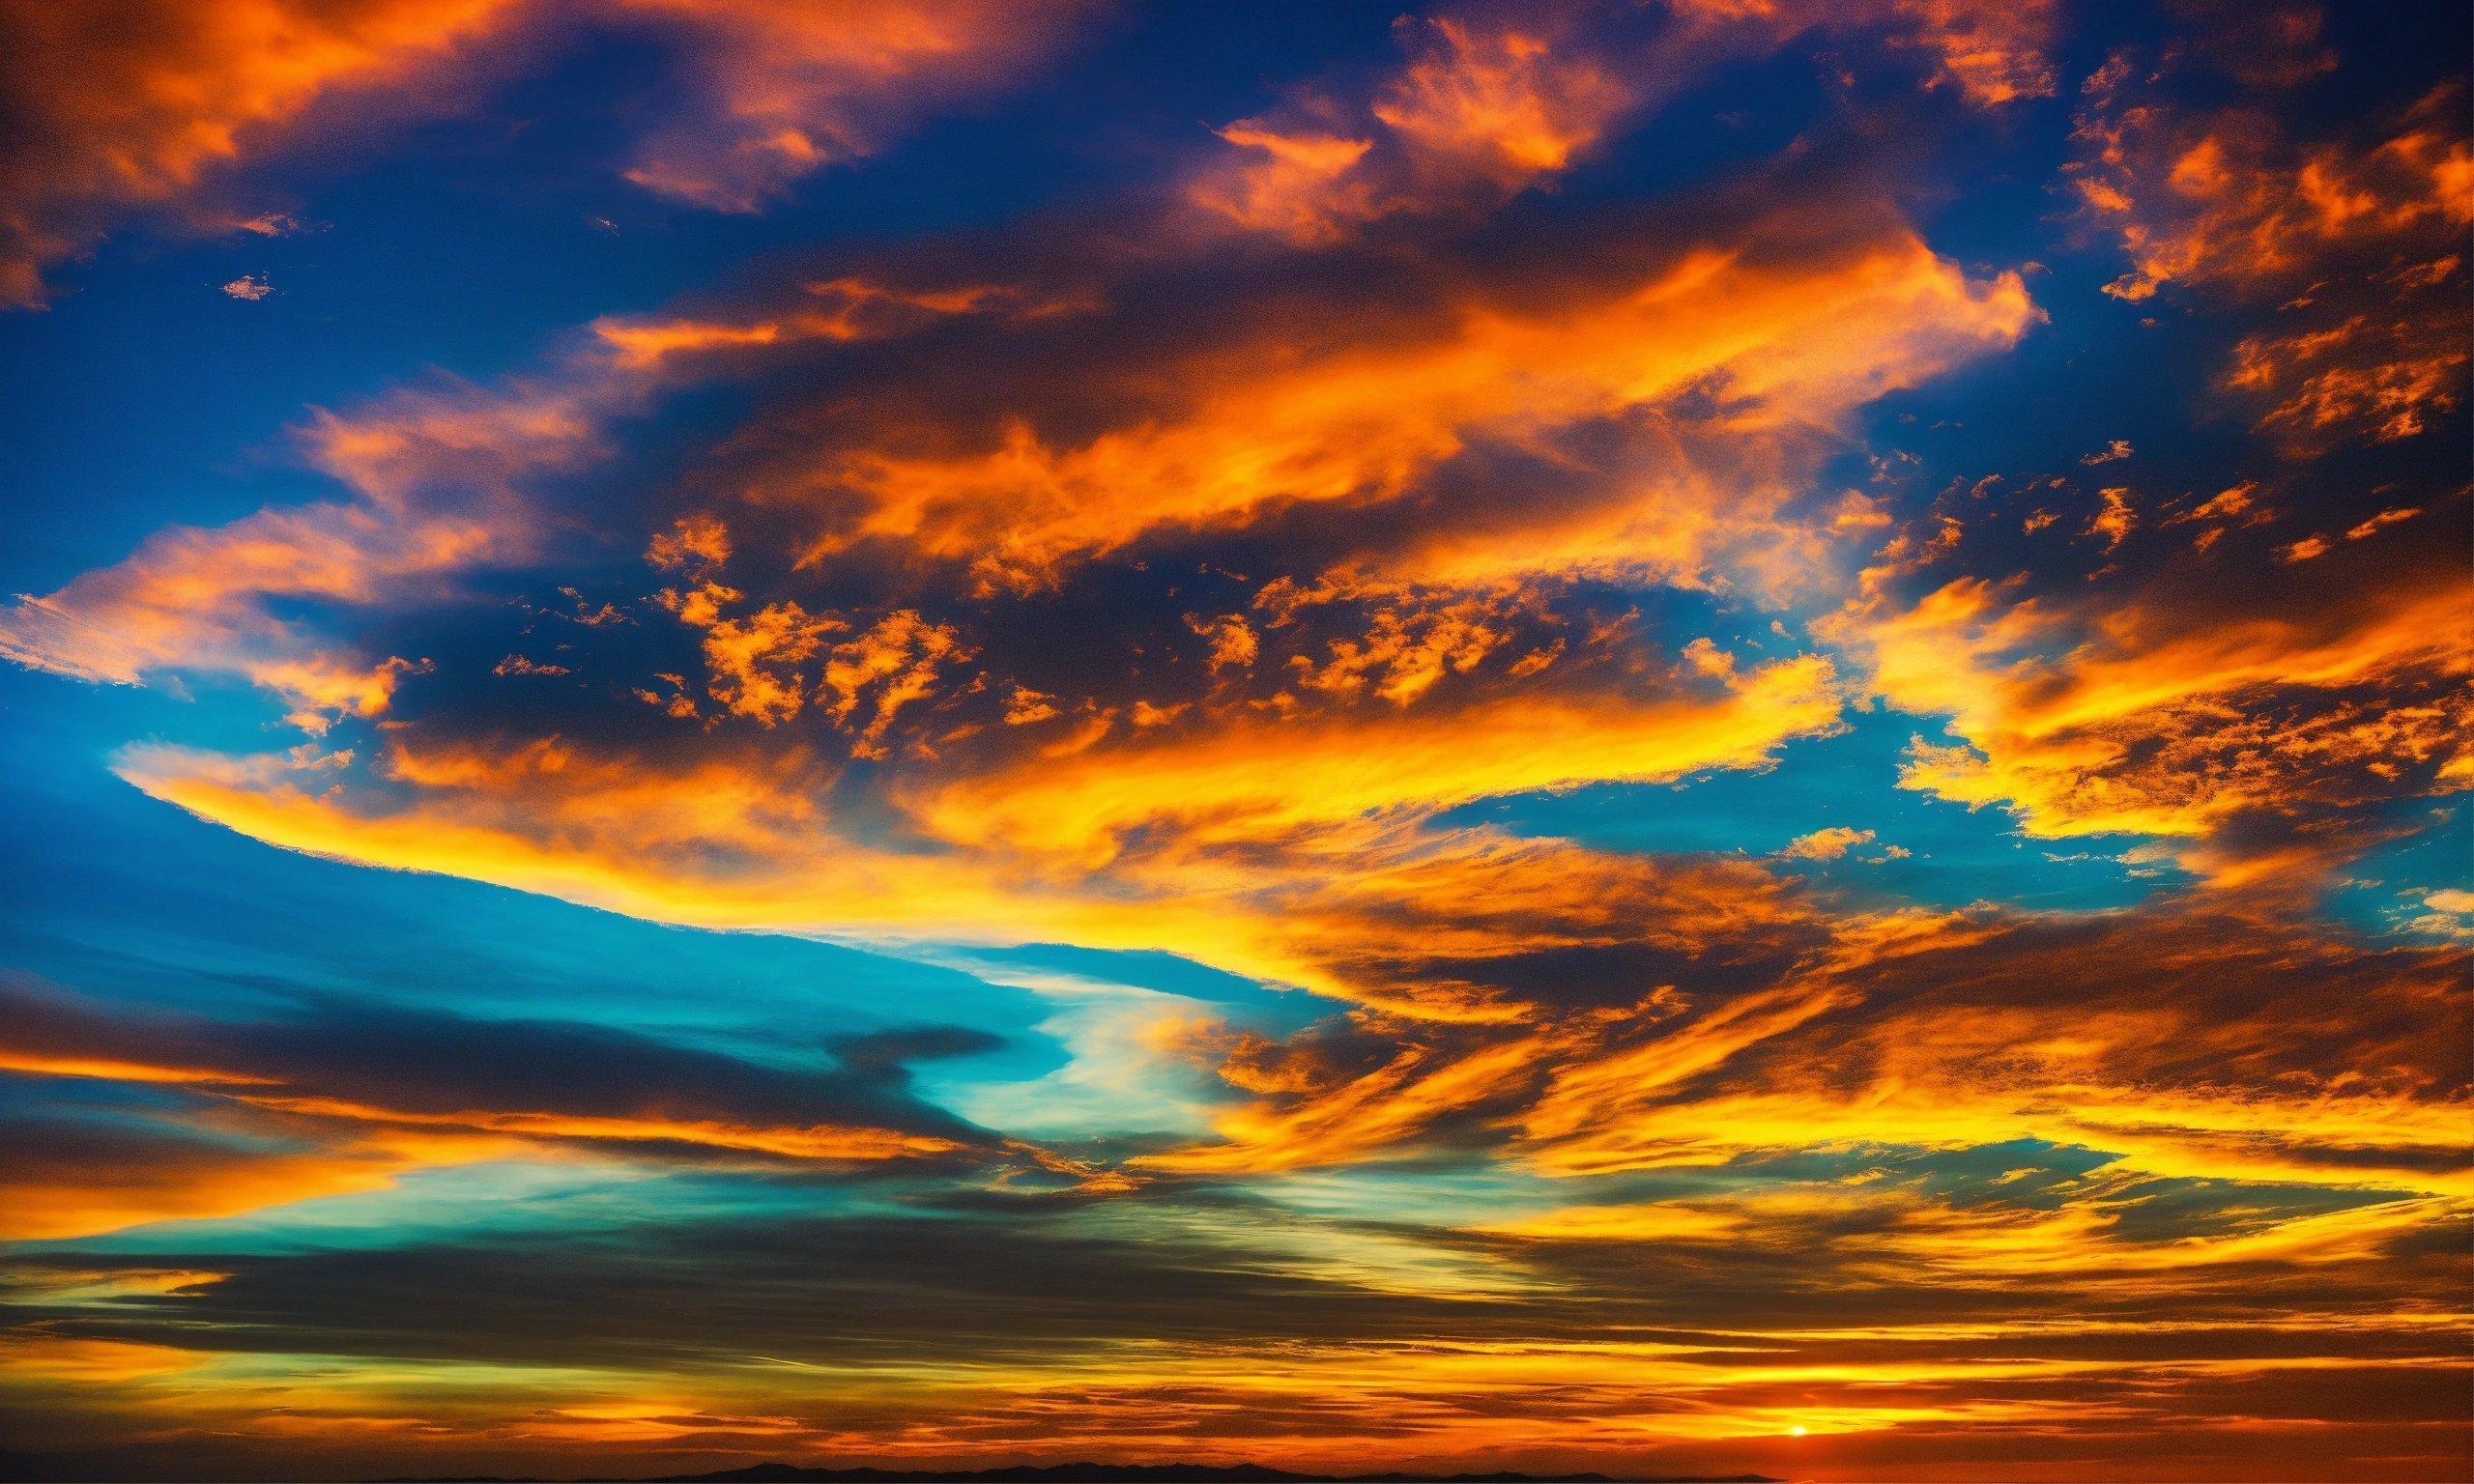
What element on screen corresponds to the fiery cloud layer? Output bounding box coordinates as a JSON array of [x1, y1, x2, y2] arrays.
[[1, 3, 2466, 1481]]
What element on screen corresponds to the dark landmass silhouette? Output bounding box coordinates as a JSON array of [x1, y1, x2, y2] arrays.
[[655, 1468, 1780, 1484], [381, 1464, 1783, 1484]]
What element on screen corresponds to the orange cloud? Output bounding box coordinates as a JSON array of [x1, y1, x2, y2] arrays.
[[0, 0, 1097, 306], [1777, 825, 1874, 860], [228, 1094, 967, 1163], [1131, 863, 2471, 1192], [0, 375, 607, 728], [1286, 594, 1514, 706], [797, 222, 2030, 590], [1188, 12, 1629, 243], [609, 0, 1099, 212], [696, 599, 847, 726], [2228, 304, 2467, 444], [1136, 1027, 1554, 1175], [2080, 85, 2470, 301], [0, 1122, 506, 1241], [0, 0, 520, 307], [2074, 67, 2470, 448], [1819, 473, 2474, 881], [910, 653, 1843, 867], [1190, 123, 1378, 245], [101, 637, 1833, 1022], [1372, 16, 1628, 186], [1512, 899, 2472, 1199], [1670, 0, 2060, 107], [1187, 0, 2059, 252], [594, 275, 1078, 372]]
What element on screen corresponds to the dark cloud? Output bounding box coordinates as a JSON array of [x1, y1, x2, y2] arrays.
[[0, 976, 1021, 1164]]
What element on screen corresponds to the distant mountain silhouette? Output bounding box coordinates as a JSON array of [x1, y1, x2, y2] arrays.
[[657, 1468, 1777, 1484], [381, 1463, 1781, 1484]]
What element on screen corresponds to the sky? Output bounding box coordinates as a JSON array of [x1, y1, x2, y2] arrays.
[[0, 2, 2466, 1480]]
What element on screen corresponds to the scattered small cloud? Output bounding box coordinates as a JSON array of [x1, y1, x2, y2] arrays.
[[2345, 507, 2422, 540], [1778, 825, 1876, 861], [2086, 486, 2135, 551], [492, 654, 569, 677], [2398, 887, 2474, 940]]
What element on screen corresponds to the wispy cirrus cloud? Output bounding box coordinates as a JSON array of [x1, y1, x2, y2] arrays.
[[0, 0, 1101, 306]]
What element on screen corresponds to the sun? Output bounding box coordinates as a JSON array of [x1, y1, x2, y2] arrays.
[[1789, 1425, 1810, 1438]]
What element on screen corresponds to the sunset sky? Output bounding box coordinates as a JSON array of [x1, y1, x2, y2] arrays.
[[0, 2, 2467, 1480]]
